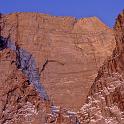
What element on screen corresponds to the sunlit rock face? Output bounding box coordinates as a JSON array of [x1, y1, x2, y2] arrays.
[[1, 12, 115, 111], [78, 11, 124, 124], [0, 37, 79, 124]]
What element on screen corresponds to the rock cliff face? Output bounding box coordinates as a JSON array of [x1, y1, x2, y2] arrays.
[[78, 11, 124, 124], [0, 38, 79, 124], [0, 12, 115, 111]]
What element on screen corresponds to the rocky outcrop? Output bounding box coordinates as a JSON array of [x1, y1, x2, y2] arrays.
[[78, 10, 124, 124], [0, 36, 49, 100], [0, 47, 47, 124], [0, 37, 80, 124], [1, 12, 115, 110]]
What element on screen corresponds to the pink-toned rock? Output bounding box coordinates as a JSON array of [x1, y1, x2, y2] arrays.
[[1, 12, 115, 111], [78, 10, 124, 124]]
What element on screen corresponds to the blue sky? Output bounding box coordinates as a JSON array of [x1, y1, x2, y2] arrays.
[[0, 0, 124, 27]]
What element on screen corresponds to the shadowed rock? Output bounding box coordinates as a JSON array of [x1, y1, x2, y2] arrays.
[[0, 36, 7, 50]]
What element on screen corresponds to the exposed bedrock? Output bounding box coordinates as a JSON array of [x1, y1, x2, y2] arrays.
[[0, 36, 79, 124], [1, 12, 115, 110], [0, 46, 48, 124], [78, 10, 124, 124]]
